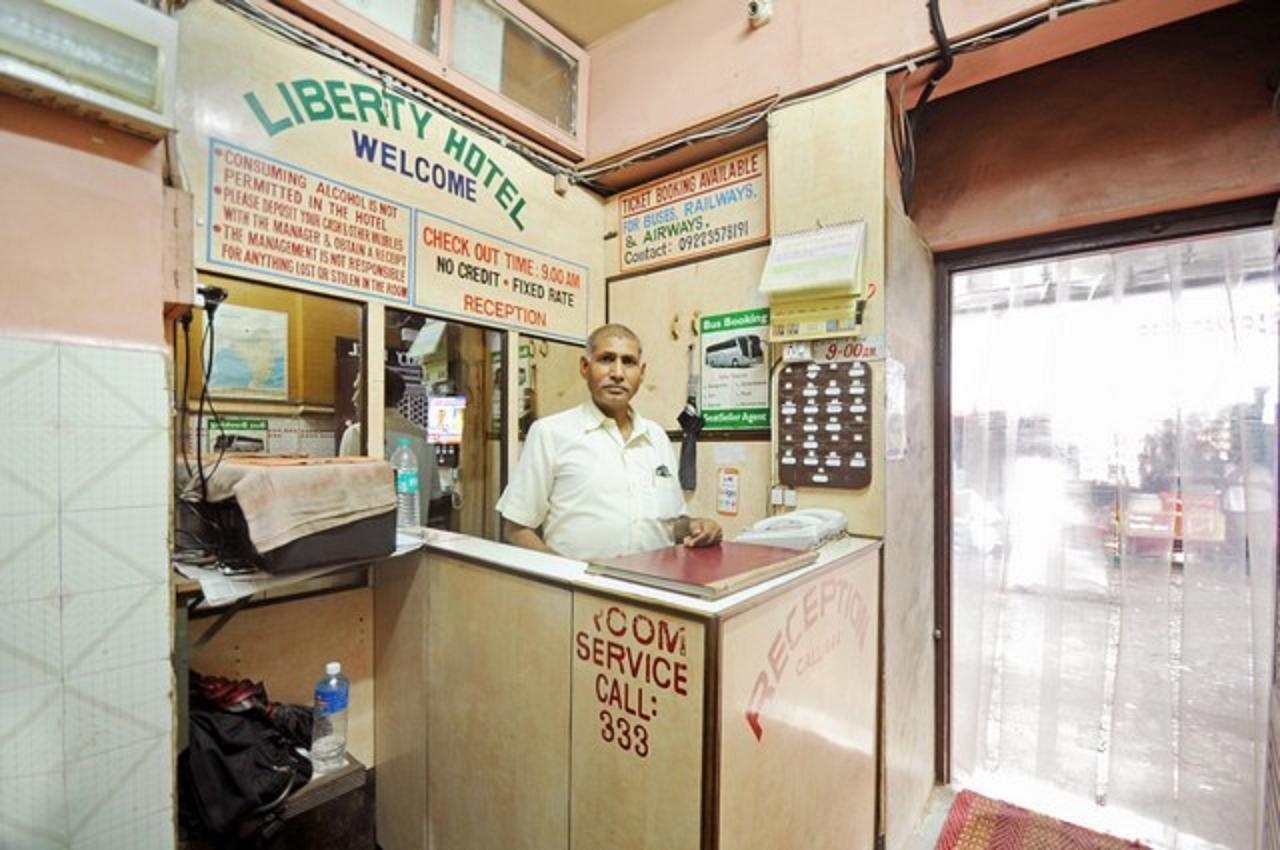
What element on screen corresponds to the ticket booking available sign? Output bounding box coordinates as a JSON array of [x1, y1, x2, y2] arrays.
[[617, 144, 769, 274]]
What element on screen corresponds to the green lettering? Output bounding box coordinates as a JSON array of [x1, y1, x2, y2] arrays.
[[408, 100, 432, 139], [350, 84, 387, 127], [509, 197, 526, 231], [384, 92, 405, 130], [292, 79, 333, 122], [325, 80, 356, 121], [495, 178, 518, 210], [276, 81, 304, 123], [462, 145, 486, 177], [444, 127, 468, 160], [481, 158, 504, 189], [243, 91, 292, 136]]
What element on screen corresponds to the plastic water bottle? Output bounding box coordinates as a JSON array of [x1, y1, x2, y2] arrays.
[[311, 661, 349, 773], [390, 437, 420, 528]]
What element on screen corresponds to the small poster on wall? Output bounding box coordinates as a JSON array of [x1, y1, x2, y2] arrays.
[[208, 304, 288, 399], [699, 308, 770, 430]]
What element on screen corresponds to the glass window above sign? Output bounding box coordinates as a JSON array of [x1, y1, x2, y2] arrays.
[[452, 0, 578, 134], [337, 0, 439, 53]]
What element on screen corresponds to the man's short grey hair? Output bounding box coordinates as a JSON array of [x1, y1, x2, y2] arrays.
[[586, 323, 643, 357]]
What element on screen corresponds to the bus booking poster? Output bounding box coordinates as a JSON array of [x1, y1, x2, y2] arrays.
[[428, 396, 466, 444], [699, 308, 770, 430]]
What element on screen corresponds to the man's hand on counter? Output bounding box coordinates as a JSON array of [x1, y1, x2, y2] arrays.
[[675, 516, 723, 548]]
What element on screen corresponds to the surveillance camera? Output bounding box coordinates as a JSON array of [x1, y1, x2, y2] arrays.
[[747, 0, 772, 27]]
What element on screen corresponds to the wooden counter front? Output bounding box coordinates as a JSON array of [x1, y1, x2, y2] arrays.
[[373, 535, 881, 850]]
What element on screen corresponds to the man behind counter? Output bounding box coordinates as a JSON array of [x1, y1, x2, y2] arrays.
[[497, 323, 722, 561]]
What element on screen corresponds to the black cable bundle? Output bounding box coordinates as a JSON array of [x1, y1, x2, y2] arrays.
[[899, 0, 954, 214]]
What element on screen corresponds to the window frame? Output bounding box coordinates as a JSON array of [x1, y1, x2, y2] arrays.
[[277, 0, 588, 160]]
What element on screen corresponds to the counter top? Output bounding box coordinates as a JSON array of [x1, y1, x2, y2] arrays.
[[413, 529, 882, 617]]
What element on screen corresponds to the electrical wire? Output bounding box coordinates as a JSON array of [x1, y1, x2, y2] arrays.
[[900, 0, 955, 213], [179, 315, 193, 477], [214, 0, 1116, 190]]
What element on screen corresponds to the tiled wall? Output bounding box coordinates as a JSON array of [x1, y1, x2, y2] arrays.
[[0, 337, 174, 849]]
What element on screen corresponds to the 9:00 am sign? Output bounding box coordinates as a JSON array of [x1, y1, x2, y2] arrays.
[[617, 144, 769, 274]]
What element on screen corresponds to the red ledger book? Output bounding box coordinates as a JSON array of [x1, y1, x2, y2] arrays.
[[587, 541, 818, 600]]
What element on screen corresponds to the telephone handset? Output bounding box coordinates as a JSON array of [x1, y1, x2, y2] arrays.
[[735, 508, 848, 550]]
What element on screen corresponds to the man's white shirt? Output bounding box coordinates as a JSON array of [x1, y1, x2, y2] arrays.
[[496, 401, 687, 561]]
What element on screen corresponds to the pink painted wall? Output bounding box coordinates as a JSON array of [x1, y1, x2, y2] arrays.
[[910, 4, 1280, 251], [586, 0, 1225, 162], [0, 94, 167, 348]]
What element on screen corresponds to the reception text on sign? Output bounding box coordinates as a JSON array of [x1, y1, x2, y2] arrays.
[[415, 211, 588, 342], [208, 140, 411, 301], [618, 144, 769, 274]]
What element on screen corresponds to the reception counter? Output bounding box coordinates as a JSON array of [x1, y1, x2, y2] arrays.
[[372, 532, 881, 850]]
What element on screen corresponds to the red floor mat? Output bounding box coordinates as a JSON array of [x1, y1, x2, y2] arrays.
[[936, 790, 1146, 850]]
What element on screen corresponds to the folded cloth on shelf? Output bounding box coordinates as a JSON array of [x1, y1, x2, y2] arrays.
[[191, 456, 396, 554]]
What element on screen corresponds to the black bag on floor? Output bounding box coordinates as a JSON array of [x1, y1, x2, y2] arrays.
[[180, 673, 314, 849]]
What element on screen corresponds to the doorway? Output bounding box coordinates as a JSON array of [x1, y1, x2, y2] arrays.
[[945, 223, 1278, 848]]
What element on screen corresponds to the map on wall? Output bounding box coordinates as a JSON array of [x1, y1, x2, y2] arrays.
[[209, 303, 288, 399]]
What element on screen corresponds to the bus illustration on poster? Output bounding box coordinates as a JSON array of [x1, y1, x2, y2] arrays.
[[699, 308, 770, 430]]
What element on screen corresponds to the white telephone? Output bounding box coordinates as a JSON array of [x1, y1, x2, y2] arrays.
[[735, 508, 848, 551]]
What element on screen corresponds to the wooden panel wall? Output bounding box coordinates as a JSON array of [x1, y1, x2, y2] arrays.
[[427, 557, 573, 850], [717, 547, 880, 850], [607, 247, 769, 432], [528, 337, 586, 420], [768, 75, 888, 537], [570, 595, 705, 850], [372, 552, 430, 850], [189, 587, 376, 764]]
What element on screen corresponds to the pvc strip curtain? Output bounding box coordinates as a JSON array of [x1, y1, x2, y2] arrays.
[[950, 227, 1278, 849]]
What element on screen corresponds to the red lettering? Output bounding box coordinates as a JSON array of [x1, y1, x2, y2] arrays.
[[657, 620, 683, 654], [627, 645, 646, 679], [674, 661, 688, 696], [606, 641, 626, 673], [632, 613, 655, 645], [785, 607, 802, 649], [745, 672, 774, 741], [605, 606, 627, 637], [768, 631, 788, 680], [421, 225, 470, 256], [575, 631, 590, 661], [803, 587, 818, 629], [652, 656, 672, 690], [595, 673, 609, 703], [821, 580, 838, 618]]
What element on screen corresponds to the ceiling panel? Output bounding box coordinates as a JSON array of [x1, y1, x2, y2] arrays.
[[520, 0, 677, 47]]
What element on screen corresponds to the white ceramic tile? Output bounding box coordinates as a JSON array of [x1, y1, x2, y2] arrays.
[[61, 585, 169, 677], [64, 660, 172, 762], [59, 427, 168, 512], [60, 344, 167, 430], [65, 734, 171, 841], [62, 506, 168, 594], [0, 426, 59, 515], [0, 512, 59, 603], [71, 805, 173, 850], [0, 684, 63, 779], [0, 773, 67, 850], [0, 338, 58, 428], [0, 598, 62, 692]]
